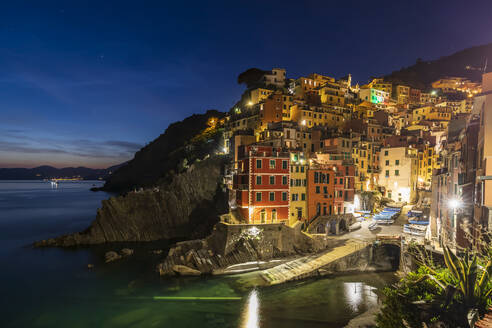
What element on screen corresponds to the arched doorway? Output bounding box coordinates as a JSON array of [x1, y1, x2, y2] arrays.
[[329, 220, 337, 234], [339, 219, 347, 232], [271, 209, 277, 223], [260, 209, 266, 223], [316, 223, 325, 233]]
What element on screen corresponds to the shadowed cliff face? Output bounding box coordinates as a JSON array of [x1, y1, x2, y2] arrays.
[[101, 109, 225, 193], [35, 156, 228, 246]]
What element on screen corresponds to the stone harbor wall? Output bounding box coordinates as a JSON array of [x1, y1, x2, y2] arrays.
[[157, 222, 334, 276], [318, 244, 400, 276]]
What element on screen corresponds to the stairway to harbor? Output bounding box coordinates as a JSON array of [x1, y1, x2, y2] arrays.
[[257, 239, 368, 286]]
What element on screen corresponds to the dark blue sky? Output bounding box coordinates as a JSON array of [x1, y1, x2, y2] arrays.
[[1, 1, 491, 168]]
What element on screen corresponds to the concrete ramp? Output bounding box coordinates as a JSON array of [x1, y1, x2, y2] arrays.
[[258, 240, 367, 286]]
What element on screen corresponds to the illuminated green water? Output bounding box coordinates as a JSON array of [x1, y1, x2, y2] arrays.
[[0, 181, 396, 327]]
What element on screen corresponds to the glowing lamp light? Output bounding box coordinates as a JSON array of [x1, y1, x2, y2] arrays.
[[448, 199, 461, 210], [248, 206, 254, 217], [248, 101, 253, 106], [301, 120, 306, 126]]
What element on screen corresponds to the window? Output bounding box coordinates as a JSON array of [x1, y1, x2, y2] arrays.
[[301, 193, 306, 201], [385, 170, 389, 177], [295, 166, 299, 172], [269, 192, 275, 201], [316, 186, 320, 194], [292, 193, 298, 201], [300, 166, 304, 173], [323, 186, 327, 194], [384, 150, 388, 156], [269, 160, 276, 168], [395, 170, 399, 176], [385, 160, 389, 165], [256, 159, 262, 168], [282, 176, 288, 185], [395, 160, 399, 166], [270, 176, 275, 185], [314, 172, 319, 183], [256, 176, 262, 185], [282, 160, 288, 169], [340, 178, 343, 184], [256, 192, 262, 201], [282, 192, 287, 201]]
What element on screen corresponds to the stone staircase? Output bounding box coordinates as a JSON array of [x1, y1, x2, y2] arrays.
[[258, 240, 368, 286]]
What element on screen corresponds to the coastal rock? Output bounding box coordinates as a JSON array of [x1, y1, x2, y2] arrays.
[[34, 156, 228, 247], [172, 265, 201, 276], [120, 248, 134, 256], [105, 251, 122, 263], [157, 222, 326, 276]]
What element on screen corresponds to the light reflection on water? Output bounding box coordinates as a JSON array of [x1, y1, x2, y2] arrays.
[[242, 289, 260, 328]]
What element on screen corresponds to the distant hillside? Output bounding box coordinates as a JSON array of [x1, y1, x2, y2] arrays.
[[384, 43, 492, 90], [100, 109, 226, 192], [0, 163, 123, 180]]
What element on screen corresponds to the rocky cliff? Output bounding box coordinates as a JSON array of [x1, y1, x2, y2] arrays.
[[100, 110, 226, 192], [35, 156, 228, 246]]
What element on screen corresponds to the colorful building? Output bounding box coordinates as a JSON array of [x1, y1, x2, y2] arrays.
[[379, 146, 418, 203], [306, 161, 356, 219], [289, 152, 308, 225], [233, 145, 290, 224]]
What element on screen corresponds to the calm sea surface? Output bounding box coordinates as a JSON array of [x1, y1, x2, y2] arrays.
[[0, 180, 396, 328]]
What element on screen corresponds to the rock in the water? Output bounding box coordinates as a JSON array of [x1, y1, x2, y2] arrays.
[[105, 251, 122, 263], [172, 265, 201, 276], [120, 248, 134, 256]]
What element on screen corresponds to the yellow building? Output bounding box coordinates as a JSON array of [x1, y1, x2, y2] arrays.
[[352, 141, 380, 191], [309, 73, 335, 85], [290, 105, 344, 128], [417, 144, 439, 190], [289, 152, 308, 226], [281, 94, 294, 120], [395, 85, 410, 104], [249, 88, 273, 105], [412, 106, 451, 123], [353, 101, 375, 119], [318, 82, 345, 106], [369, 78, 393, 95]]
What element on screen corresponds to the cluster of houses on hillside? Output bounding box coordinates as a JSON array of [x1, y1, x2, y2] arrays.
[[221, 67, 491, 249]]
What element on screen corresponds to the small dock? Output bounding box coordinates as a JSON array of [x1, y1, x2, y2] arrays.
[[257, 239, 368, 286]]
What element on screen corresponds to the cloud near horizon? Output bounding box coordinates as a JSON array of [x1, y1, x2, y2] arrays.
[[0, 129, 142, 169]]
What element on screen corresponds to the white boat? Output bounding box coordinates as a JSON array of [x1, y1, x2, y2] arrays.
[[349, 222, 361, 231]]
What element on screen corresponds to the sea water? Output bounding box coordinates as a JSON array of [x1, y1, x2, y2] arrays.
[[0, 180, 396, 328]]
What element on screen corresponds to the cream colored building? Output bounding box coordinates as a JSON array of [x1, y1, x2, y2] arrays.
[[379, 147, 418, 203]]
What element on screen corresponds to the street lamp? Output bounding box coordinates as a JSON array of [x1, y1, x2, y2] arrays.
[[448, 199, 461, 210]]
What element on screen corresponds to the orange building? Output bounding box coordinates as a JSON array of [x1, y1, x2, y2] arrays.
[[306, 162, 355, 219]]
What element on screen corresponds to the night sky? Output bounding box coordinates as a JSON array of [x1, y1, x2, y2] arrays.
[[1, 1, 491, 168]]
